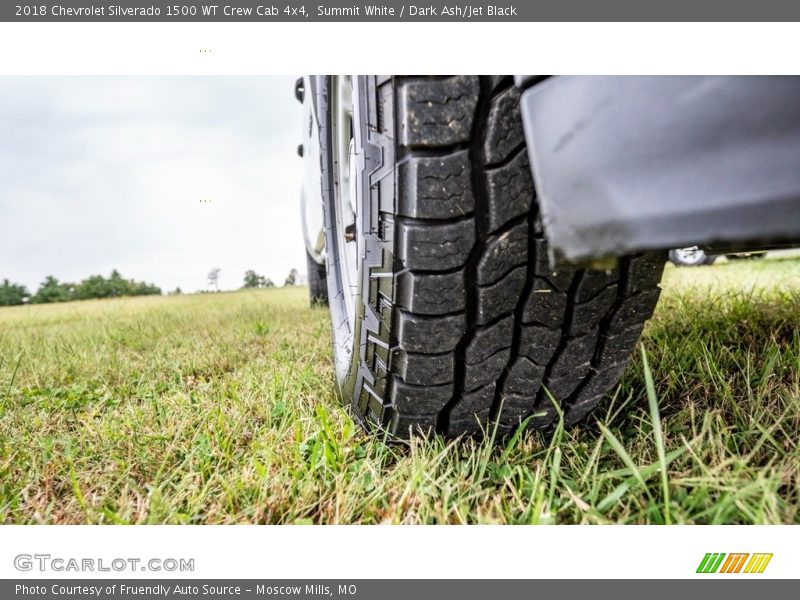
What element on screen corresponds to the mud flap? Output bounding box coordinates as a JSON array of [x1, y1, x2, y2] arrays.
[[518, 76, 800, 265]]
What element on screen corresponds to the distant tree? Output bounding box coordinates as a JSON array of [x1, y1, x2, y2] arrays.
[[74, 274, 111, 300], [170, 287, 183, 295], [108, 269, 128, 296], [207, 268, 221, 291], [263, 278, 275, 288], [243, 270, 268, 289], [129, 280, 161, 296], [284, 268, 299, 287], [0, 279, 29, 306], [30, 276, 73, 304]]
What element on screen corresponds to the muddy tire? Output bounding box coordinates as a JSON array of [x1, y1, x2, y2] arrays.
[[320, 75, 665, 439]]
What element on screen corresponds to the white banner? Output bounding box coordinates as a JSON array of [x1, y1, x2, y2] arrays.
[[0, 23, 799, 75], [0, 525, 796, 579]]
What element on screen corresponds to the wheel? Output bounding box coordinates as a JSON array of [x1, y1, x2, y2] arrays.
[[318, 76, 665, 439], [306, 250, 328, 305], [669, 247, 716, 266]]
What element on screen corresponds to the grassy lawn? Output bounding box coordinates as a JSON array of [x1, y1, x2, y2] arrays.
[[1, 256, 799, 524]]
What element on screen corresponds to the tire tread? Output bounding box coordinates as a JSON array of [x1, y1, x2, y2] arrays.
[[344, 76, 664, 439]]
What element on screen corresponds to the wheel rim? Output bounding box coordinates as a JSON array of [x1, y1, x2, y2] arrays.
[[331, 76, 358, 332], [673, 246, 706, 265]]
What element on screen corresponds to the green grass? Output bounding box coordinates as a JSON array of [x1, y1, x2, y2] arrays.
[[1, 256, 799, 524]]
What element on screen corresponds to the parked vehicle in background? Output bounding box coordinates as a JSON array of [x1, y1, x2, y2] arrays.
[[669, 247, 716, 266], [668, 248, 770, 266]]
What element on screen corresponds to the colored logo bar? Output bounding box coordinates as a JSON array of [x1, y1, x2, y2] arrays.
[[697, 553, 773, 574]]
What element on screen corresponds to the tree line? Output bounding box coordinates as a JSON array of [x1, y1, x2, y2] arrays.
[[239, 268, 299, 289], [0, 270, 161, 306], [1, 267, 304, 307]]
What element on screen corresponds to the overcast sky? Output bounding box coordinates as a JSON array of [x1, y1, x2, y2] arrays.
[[0, 76, 305, 293]]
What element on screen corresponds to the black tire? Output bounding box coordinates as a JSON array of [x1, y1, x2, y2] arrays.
[[320, 76, 665, 439], [306, 250, 328, 305], [668, 247, 716, 266]]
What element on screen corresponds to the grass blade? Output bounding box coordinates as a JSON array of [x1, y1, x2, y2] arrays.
[[597, 446, 686, 513], [641, 344, 671, 524]]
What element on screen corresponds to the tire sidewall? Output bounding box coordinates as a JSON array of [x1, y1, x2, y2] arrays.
[[320, 76, 395, 426]]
